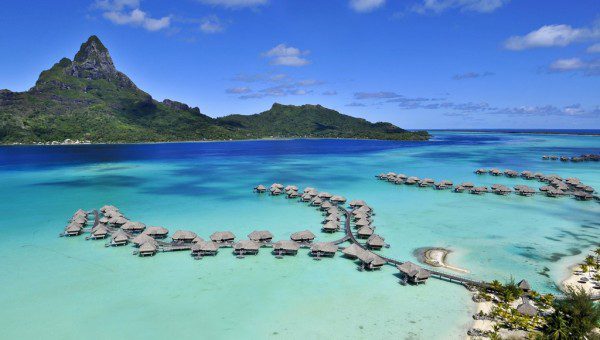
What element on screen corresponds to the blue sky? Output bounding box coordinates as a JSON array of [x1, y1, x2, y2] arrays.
[[0, 0, 599, 129]]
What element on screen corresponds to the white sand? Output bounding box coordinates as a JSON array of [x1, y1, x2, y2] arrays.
[[561, 264, 599, 295], [424, 248, 470, 273]]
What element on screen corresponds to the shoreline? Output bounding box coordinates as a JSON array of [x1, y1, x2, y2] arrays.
[[560, 261, 599, 296], [414, 247, 470, 274], [0, 136, 432, 147]]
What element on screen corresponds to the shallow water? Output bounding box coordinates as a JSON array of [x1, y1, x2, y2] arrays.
[[0, 132, 598, 339]]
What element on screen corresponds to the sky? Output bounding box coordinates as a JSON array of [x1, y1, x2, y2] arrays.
[[0, 0, 599, 129]]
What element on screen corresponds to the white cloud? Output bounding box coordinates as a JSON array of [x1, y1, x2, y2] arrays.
[[263, 44, 310, 67], [200, 15, 225, 33], [587, 43, 600, 53], [550, 58, 585, 71], [504, 24, 600, 50], [94, 0, 139, 11], [413, 0, 509, 14], [349, 0, 386, 13], [197, 0, 268, 9], [104, 8, 171, 31], [549, 57, 600, 75], [226, 87, 251, 94]]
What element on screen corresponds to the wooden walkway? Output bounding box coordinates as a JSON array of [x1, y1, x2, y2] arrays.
[[339, 207, 489, 288]]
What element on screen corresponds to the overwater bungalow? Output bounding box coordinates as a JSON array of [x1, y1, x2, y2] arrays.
[[386, 172, 397, 180], [121, 221, 146, 233], [300, 193, 312, 202], [285, 185, 298, 192], [357, 226, 374, 238], [270, 188, 282, 196], [248, 230, 274, 243], [90, 225, 109, 239], [560, 156, 569, 162], [418, 178, 435, 187], [573, 191, 593, 201], [533, 172, 544, 179], [172, 230, 198, 243], [357, 251, 386, 270], [307, 189, 319, 197], [234, 240, 260, 256], [341, 243, 364, 259], [99, 217, 109, 224], [549, 155, 559, 160], [100, 205, 118, 213], [470, 186, 488, 195], [320, 201, 333, 210], [355, 218, 371, 228], [139, 242, 158, 257], [304, 187, 317, 193], [521, 171, 534, 180], [583, 185, 595, 193], [405, 176, 419, 185], [322, 221, 340, 233], [326, 206, 340, 215], [376, 173, 387, 180], [352, 212, 371, 221], [110, 230, 129, 246], [325, 215, 340, 223], [272, 240, 299, 256], [504, 169, 519, 177], [192, 236, 204, 244], [132, 234, 157, 247], [191, 241, 219, 256], [143, 226, 170, 239], [73, 209, 87, 218], [254, 184, 267, 193], [290, 230, 316, 243], [565, 177, 580, 185], [331, 195, 347, 204], [539, 185, 552, 192], [310, 197, 323, 206], [397, 261, 431, 284], [489, 168, 502, 176], [110, 216, 129, 226], [310, 242, 338, 258], [64, 223, 83, 236], [475, 168, 487, 174], [366, 234, 385, 250], [353, 204, 372, 213], [453, 185, 465, 193], [318, 192, 333, 200], [396, 174, 408, 181], [514, 185, 536, 196], [434, 181, 452, 190], [349, 200, 367, 208], [546, 188, 565, 197], [104, 209, 122, 218], [210, 231, 236, 244], [287, 191, 299, 199], [492, 185, 511, 195], [71, 216, 87, 225], [271, 183, 284, 190]]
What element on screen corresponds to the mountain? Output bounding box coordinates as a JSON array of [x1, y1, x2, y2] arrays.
[[0, 36, 429, 144]]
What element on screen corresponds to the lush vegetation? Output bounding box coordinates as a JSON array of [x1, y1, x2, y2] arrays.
[[539, 287, 600, 339], [0, 36, 429, 144]]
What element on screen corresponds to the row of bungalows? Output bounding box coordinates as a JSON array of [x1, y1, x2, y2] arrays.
[[542, 154, 600, 162], [63, 209, 89, 236], [322, 205, 341, 233]]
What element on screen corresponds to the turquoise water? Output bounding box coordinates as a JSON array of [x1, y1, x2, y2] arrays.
[[0, 131, 598, 339]]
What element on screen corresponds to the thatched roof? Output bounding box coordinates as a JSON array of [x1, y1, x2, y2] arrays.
[[192, 236, 205, 244], [121, 221, 146, 231], [303, 187, 316, 193], [104, 210, 122, 218], [357, 251, 386, 266], [132, 234, 157, 246], [310, 197, 323, 206], [210, 231, 236, 242], [397, 261, 431, 279], [65, 223, 83, 233], [112, 216, 129, 225], [100, 205, 118, 213], [234, 240, 260, 251], [290, 230, 316, 241], [516, 299, 538, 316], [71, 216, 87, 225], [273, 240, 300, 251], [342, 243, 365, 258], [99, 217, 109, 224], [285, 185, 298, 191], [311, 242, 338, 253], [518, 279, 531, 290], [322, 221, 339, 231], [367, 234, 385, 247], [320, 201, 333, 209], [357, 226, 374, 237], [460, 182, 475, 188], [143, 226, 169, 237], [248, 230, 274, 241], [331, 195, 347, 203], [355, 218, 371, 227], [73, 209, 87, 217], [91, 225, 109, 237], [349, 199, 367, 207], [325, 214, 340, 222], [271, 183, 284, 189], [318, 192, 333, 199], [172, 230, 198, 241], [192, 241, 219, 252], [111, 230, 129, 242], [255, 184, 266, 191], [139, 242, 157, 253]]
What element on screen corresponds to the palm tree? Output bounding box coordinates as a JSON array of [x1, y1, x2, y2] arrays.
[[544, 311, 569, 340], [594, 247, 600, 265]]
